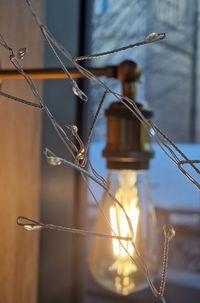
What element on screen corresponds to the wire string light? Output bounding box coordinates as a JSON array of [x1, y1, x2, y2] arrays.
[[74, 32, 166, 61], [0, 1, 199, 302], [16, 216, 132, 241]]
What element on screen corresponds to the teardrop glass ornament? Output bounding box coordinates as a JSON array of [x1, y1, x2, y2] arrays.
[[16, 47, 28, 60], [65, 124, 78, 134], [163, 224, 175, 241], [24, 224, 43, 232], [72, 85, 88, 102], [47, 157, 62, 166], [144, 32, 159, 42]]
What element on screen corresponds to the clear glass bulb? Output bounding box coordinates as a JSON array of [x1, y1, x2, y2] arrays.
[[89, 169, 158, 296]]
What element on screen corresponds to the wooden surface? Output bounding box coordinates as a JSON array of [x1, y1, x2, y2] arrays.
[[0, 1, 44, 303]]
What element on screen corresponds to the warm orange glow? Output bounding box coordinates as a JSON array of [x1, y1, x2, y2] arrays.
[[89, 170, 157, 296], [108, 171, 140, 294]]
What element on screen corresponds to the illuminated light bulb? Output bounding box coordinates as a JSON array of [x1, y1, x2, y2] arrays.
[[89, 62, 157, 295], [89, 169, 158, 295]]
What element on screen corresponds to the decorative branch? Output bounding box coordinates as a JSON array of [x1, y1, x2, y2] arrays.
[[1, 1, 198, 302]]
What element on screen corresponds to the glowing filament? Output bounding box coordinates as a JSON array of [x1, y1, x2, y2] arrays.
[[110, 205, 139, 257], [109, 171, 140, 259]]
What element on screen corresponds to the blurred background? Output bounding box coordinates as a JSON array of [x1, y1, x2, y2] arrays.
[[0, 0, 200, 303]]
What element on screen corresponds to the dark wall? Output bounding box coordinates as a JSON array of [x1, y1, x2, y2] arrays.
[[39, 1, 82, 303]]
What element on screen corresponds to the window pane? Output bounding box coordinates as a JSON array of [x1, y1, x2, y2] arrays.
[[89, 0, 199, 142]]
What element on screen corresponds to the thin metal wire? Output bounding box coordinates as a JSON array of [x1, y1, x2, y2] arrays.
[[0, 90, 43, 109], [74, 32, 165, 61], [16, 216, 132, 241], [42, 29, 88, 102], [158, 225, 175, 299], [84, 89, 109, 155]]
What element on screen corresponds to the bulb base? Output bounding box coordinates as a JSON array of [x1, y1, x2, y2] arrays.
[[103, 102, 153, 170]]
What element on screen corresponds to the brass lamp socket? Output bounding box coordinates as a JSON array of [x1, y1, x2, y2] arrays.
[[103, 101, 153, 170]]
